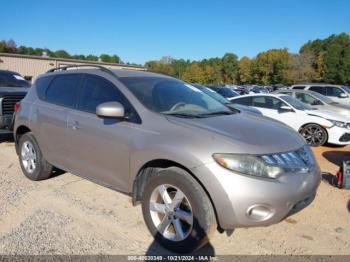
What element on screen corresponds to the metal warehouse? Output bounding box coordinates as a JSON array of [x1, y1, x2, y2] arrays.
[[0, 53, 144, 83]]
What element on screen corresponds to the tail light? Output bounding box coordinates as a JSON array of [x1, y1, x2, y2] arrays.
[[14, 102, 21, 113]]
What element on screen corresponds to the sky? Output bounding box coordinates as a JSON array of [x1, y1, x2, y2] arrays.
[[1, 0, 350, 64]]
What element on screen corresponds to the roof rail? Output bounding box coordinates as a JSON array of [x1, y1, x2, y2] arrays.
[[46, 64, 119, 78]]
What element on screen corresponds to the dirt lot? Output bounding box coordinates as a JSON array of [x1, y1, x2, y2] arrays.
[[0, 133, 349, 255]]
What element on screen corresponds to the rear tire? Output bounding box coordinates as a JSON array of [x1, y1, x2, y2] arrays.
[[141, 167, 216, 253], [299, 124, 328, 147], [18, 132, 53, 181]]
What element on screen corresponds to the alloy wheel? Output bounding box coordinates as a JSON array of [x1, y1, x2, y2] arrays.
[[21, 141, 37, 173], [149, 184, 193, 241]]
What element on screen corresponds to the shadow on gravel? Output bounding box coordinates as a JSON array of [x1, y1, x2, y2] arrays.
[[0, 130, 14, 143], [321, 172, 338, 187], [145, 216, 215, 261], [145, 240, 215, 261], [322, 151, 350, 167]]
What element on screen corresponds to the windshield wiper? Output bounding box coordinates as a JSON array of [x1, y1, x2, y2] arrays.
[[199, 111, 234, 117], [164, 113, 203, 118]]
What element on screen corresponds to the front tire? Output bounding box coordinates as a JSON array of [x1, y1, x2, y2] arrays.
[[18, 133, 53, 181], [299, 124, 328, 147], [141, 167, 216, 253]]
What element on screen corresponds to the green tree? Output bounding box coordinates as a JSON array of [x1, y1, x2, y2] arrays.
[[182, 63, 204, 83], [238, 56, 252, 84], [54, 50, 71, 59], [221, 53, 238, 84]]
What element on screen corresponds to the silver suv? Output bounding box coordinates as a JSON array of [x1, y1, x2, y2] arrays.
[[14, 65, 321, 253]]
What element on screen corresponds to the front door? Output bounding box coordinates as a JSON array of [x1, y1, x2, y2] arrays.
[[65, 74, 139, 192]]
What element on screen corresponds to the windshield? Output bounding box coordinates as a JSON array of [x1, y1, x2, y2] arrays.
[[217, 87, 239, 98], [343, 86, 350, 94], [192, 84, 230, 104], [120, 77, 232, 117], [280, 95, 313, 111], [309, 91, 335, 104], [0, 72, 30, 87]]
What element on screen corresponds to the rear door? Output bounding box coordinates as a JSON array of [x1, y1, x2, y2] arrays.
[[36, 74, 81, 168], [65, 74, 139, 191]]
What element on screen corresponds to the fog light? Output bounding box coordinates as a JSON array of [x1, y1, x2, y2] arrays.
[[247, 205, 274, 221]]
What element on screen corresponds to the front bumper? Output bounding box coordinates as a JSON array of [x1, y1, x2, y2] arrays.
[[0, 114, 14, 129], [191, 162, 321, 230], [327, 126, 350, 145]]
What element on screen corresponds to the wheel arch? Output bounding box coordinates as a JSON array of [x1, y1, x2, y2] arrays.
[[14, 125, 32, 153], [131, 158, 221, 230]]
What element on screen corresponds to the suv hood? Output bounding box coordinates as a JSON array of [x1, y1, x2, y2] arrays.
[[167, 113, 305, 154], [305, 109, 350, 123]]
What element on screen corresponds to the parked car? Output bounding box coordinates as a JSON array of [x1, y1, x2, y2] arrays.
[[192, 84, 262, 116], [290, 84, 350, 105], [208, 86, 240, 100], [0, 70, 30, 130], [248, 86, 268, 94], [275, 89, 350, 118], [14, 65, 320, 253], [231, 94, 350, 147]]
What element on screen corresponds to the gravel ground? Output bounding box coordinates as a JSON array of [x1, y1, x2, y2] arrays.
[[0, 134, 349, 255]]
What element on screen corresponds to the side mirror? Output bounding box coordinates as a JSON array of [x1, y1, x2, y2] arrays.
[[96, 102, 125, 119], [338, 93, 348, 98], [278, 105, 294, 113]]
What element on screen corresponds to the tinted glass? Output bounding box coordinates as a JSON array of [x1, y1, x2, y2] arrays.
[[217, 88, 239, 98], [45, 74, 80, 107], [251, 96, 285, 110], [292, 86, 305, 90], [232, 97, 252, 106], [78, 75, 125, 114], [326, 86, 344, 97], [309, 86, 325, 95], [36, 76, 54, 100], [120, 77, 231, 117], [343, 86, 350, 94], [0, 71, 30, 87]]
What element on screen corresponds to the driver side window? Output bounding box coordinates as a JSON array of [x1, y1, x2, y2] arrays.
[[296, 93, 319, 105]]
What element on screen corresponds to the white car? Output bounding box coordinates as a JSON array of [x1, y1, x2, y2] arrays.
[[231, 94, 350, 147], [290, 84, 350, 105]]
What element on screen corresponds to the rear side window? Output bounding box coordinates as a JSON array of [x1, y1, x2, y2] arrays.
[[35, 76, 54, 100], [292, 86, 305, 90], [45, 74, 80, 108], [309, 86, 325, 95], [252, 96, 285, 110], [78, 75, 125, 114], [232, 96, 252, 106]]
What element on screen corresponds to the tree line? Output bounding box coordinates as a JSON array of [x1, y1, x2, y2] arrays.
[[1, 33, 350, 85], [146, 33, 350, 86], [0, 40, 126, 65]]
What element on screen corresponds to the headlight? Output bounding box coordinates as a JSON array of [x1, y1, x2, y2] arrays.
[[213, 145, 313, 179], [327, 119, 348, 129], [213, 154, 284, 179]]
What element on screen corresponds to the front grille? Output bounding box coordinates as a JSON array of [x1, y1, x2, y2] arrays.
[[339, 133, 350, 142], [258, 145, 316, 173], [1, 95, 25, 115]]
